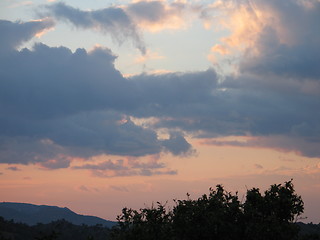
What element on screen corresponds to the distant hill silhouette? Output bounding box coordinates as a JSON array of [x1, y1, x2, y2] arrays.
[[0, 202, 116, 228]]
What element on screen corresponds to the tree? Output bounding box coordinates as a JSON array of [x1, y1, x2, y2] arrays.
[[243, 180, 304, 240], [111, 180, 304, 240]]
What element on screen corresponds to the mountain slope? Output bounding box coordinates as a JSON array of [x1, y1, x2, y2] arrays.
[[0, 202, 116, 228]]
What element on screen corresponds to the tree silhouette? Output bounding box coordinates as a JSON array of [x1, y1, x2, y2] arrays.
[[111, 180, 304, 240]]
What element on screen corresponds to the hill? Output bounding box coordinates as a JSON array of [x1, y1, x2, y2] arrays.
[[0, 202, 116, 228]]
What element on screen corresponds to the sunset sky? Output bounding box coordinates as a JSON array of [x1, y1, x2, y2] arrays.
[[1, 0, 320, 223]]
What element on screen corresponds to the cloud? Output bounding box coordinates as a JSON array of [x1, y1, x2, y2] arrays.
[[0, 18, 54, 52], [161, 132, 195, 156], [1, 0, 320, 174], [0, 23, 194, 168], [73, 159, 177, 177], [130, 65, 320, 157], [109, 185, 129, 192], [205, 0, 320, 81], [8, 1, 34, 9], [6, 166, 21, 171], [129, 69, 219, 118], [46, 2, 146, 54], [39, 156, 71, 169], [126, 0, 192, 32], [2, 27, 318, 162], [73, 159, 127, 171], [204, 135, 320, 158], [0, 137, 70, 165], [78, 185, 90, 192], [44, 1, 199, 53], [237, 1, 320, 80], [254, 164, 263, 169]]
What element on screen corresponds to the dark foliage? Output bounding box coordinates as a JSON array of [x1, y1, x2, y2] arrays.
[[0, 217, 110, 240], [298, 223, 320, 240], [111, 180, 310, 240]]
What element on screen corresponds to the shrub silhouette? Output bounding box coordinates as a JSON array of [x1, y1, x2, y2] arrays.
[[111, 180, 304, 240]]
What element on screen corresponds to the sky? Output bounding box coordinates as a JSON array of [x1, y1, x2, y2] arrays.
[[1, 0, 320, 223]]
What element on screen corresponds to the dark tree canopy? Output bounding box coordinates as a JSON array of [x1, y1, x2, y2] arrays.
[[111, 180, 305, 240]]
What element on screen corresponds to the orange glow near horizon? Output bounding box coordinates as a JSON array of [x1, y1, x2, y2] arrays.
[[1, 138, 319, 222]]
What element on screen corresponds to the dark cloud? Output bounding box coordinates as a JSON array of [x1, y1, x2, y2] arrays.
[[0, 18, 54, 52], [39, 157, 71, 169], [0, 137, 70, 166], [162, 132, 195, 156], [1, 0, 320, 175], [46, 2, 146, 54], [0, 44, 128, 119], [130, 69, 218, 117], [238, 0, 320, 80], [0, 21, 193, 168]]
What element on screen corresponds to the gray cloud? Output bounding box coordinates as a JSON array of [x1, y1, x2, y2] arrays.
[[130, 69, 218, 117], [126, 1, 188, 26], [205, 134, 320, 159], [1, 0, 320, 174], [73, 159, 177, 177], [0, 18, 54, 52], [73, 159, 127, 171], [162, 132, 195, 156], [39, 156, 71, 169], [0, 21, 193, 168], [109, 185, 129, 192], [0, 44, 134, 119], [237, 0, 320, 80], [46, 2, 146, 54], [0, 136, 70, 166], [6, 166, 21, 171]]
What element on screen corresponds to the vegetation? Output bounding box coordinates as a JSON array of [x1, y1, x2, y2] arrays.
[[0, 218, 110, 240], [1, 180, 320, 240], [111, 180, 308, 240]]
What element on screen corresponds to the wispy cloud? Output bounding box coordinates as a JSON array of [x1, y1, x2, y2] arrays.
[[45, 2, 146, 54], [7, 1, 33, 9], [73, 158, 177, 177]]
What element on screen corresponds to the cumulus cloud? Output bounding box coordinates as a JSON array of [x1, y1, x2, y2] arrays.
[[45, 2, 146, 54], [0, 22, 194, 169], [238, 0, 320, 80], [205, 0, 320, 80]]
